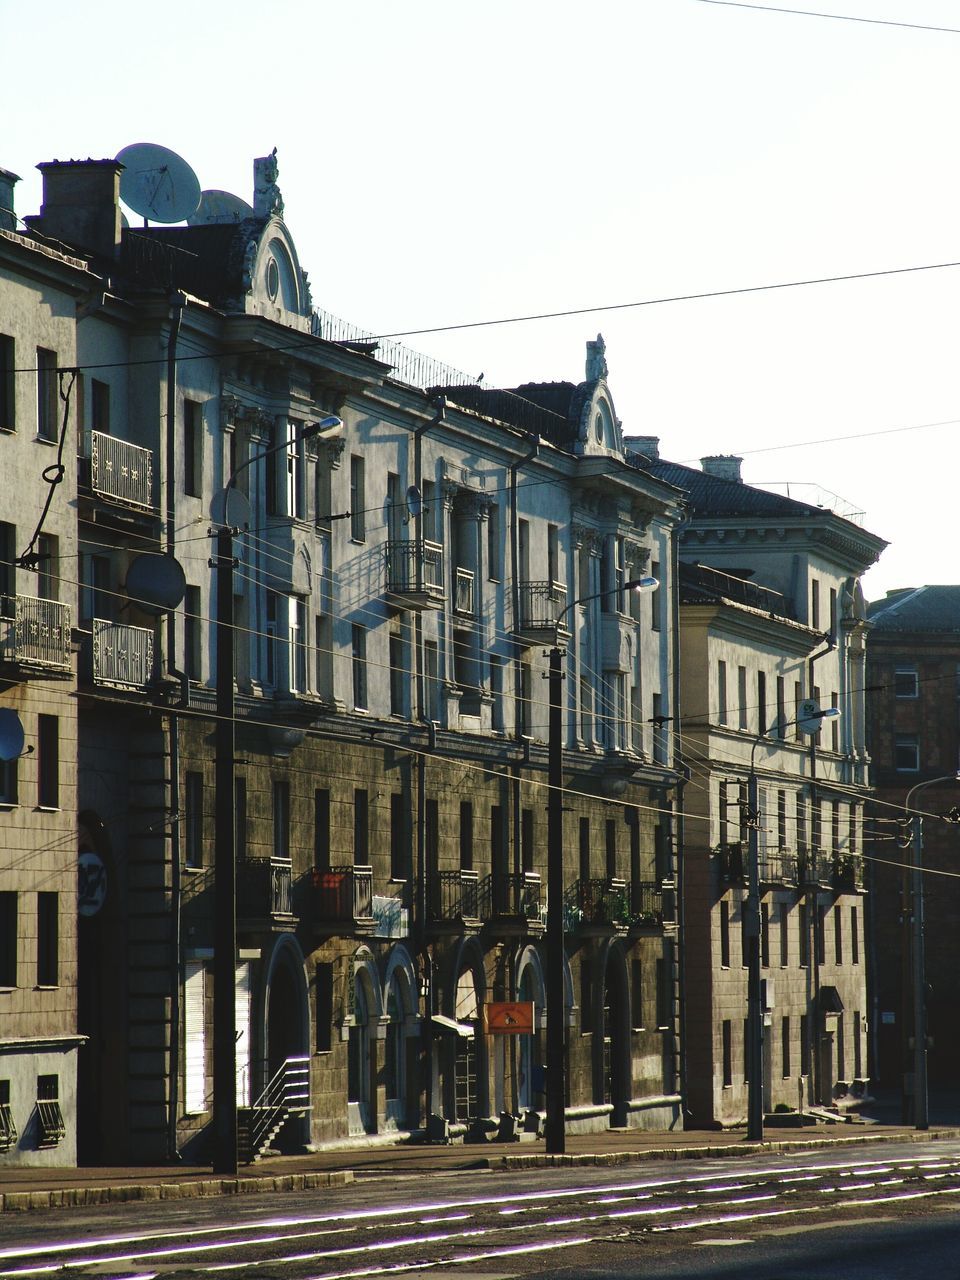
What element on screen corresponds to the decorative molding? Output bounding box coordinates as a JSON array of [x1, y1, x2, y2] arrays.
[[572, 522, 604, 555]]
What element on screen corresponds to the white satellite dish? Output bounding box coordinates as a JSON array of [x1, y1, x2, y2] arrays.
[[125, 553, 187, 615], [0, 709, 25, 762], [189, 189, 255, 226], [116, 143, 201, 224]]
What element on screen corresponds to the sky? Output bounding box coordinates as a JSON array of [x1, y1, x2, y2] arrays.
[[5, 0, 959, 602]]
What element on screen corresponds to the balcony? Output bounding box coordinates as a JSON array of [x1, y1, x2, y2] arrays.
[[454, 567, 475, 618], [238, 857, 295, 929], [797, 851, 832, 889], [428, 869, 480, 930], [88, 431, 154, 510], [384, 539, 444, 610], [0, 595, 71, 672], [515, 581, 568, 645], [760, 848, 798, 887], [478, 871, 543, 934], [715, 843, 745, 885], [92, 618, 154, 688], [629, 880, 667, 928], [564, 876, 630, 935], [313, 865, 374, 933], [832, 852, 864, 893]]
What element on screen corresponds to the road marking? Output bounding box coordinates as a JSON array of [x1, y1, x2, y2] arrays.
[[757, 1215, 896, 1237], [694, 1238, 755, 1247]]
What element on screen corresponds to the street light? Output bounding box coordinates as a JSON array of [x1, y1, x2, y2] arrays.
[[211, 415, 342, 1176], [744, 702, 841, 1142], [902, 772, 960, 1131], [545, 575, 658, 1155]]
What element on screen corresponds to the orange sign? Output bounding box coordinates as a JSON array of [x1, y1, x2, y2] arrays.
[[484, 1001, 535, 1035]]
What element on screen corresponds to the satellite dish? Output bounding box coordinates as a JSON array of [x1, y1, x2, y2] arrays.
[[0, 709, 25, 762], [125, 553, 187, 615], [116, 143, 201, 224], [405, 485, 423, 522], [189, 189, 255, 226]]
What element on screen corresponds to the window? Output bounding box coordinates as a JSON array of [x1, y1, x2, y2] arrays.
[[895, 734, 919, 772], [37, 715, 59, 808], [36, 1074, 64, 1146], [80, 552, 110, 627], [761, 902, 770, 968], [35, 533, 58, 600], [776, 677, 786, 739], [779, 901, 789, 967], [650, 560, 662, 630], [521, 807, 534, 873], [722, 1020, 732, 1087], [579, 816, 591, 883], [185, 772, 204, 868], [353, 788, 369, 864], [799, 903, 808, 966], [717, 660, 728, 725], [315, 963, 333, 1053], [350, 455, 365, 541], [519, 660, 532, 737], [811, 577, 820, 630], [777, 789, 787, 850], [183, 399, 202, 497], [184, 586, 201, 681], [800, 1013, 810, 1076], [782, 1016, 791, 1078], [490, 655, 504, 731], [548, 524, 560, 586], [273, 781, 289, 858], [0, 520, 14, 601], [656, 952, 671, 1028], [424, 641, 440, 722], [290, 597, 307, 693], [830, 692, 839, 752], [285, 420, 305, 518], [720, 900, 730, 968], [314, 789, 330, 872], [459, 801, 474, 871], [90, 378, 110, 434], [854, 1010, 862, 1078], [234, 778, 247, 862], [0, 334, 14, 431], [0, 893, 16, 986], [605, 818, 618, 879], [829, 587, 837, 640], [737, 665, 748, 730], [794, 679, 804, 741], [37, 892, 58, 987], [895, 667, 918, 699], [743, 1017, 751, 1082], [487, 504, 501, 580], [741, 900, 750, 968], [391, 793, 410, 880], [652, 691, 666, 763], [0, 1079, 16, 1152], [184, 961, 206, 1113], [757, 670, 767, 736], [36, 348, 58, 441], [851, 906, 860, 965], [351, 624, 367, 710], [816, 905, 826, 966], [631, 957, 644, 1029], [491, 803, 507, 877], [834, 904, 843, 965], [389, 632, 405, 716], [0, 745, 17, 806]]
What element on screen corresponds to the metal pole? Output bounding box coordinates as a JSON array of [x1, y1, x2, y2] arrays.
[[545, 644, 565, 1154], [912, 812, 929, 1130], [746, 767, 764, 1141], [212, 525, 238, 1174]]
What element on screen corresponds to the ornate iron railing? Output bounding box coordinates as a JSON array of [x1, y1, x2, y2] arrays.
[[478, 871, 542, 920], [0, 594, 70, 669], [430, 869, 480, 921], [760, 848, 798, 886], [384, 539, 443, 597], [564, 877, 630, 928], [89, 430, 154, 509], [92, 618, 154, 687], [313, 865, 373, 922], [630, 880, 665, 924], [454, 567, 475, 617], [518, 581, 567, 631], [238, 857, 293, 918]]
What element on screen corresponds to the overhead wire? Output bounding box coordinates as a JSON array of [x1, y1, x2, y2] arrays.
[[691, 0, 960, 36]]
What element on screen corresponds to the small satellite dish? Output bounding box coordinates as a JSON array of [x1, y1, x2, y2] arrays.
[[210, 486, 252, 530], [116, 143, 201, 224], [189, 189, 255, 226], [0, 709, 25, 762], [125, 553, 187, 615], [405, 485, 423, 522]]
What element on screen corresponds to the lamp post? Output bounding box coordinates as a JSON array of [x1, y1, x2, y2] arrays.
[[544, 574, 658, 1155], [745, 701, 840, 1142], [211, 415, 341, 1175], [902, 772, 960, 1131]]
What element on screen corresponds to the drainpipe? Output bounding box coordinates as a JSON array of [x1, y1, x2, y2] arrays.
[[510, 434, 540, 739], [164, 292, 187, 1160], [807, 633, 835, 1107]]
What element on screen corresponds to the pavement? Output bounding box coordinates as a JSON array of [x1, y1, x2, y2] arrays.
[[2, 1091, 959, 1214]]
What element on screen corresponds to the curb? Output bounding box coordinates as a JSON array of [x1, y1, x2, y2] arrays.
[[491, 1126, 960, 1170], [0, 1169, 353, 1214]]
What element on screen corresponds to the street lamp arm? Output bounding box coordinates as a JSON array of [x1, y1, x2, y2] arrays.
[[226, 415, 343, 490], [554, 575, 658, 635]]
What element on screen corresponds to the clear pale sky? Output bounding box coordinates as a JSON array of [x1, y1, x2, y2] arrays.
[[6, 0, 958, 602]]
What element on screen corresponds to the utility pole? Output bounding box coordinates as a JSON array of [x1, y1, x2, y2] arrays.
[[545, 644, 565, 1154], [745, 768, 764, 1141]]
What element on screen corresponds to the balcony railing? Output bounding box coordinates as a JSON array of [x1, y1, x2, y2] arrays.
[[715, 843, 745, 884], [384, 539, 444, 604], [429, 869, 480, 922], [238, 857, 293, 920], [478, 871, 542, 922], [454, 567, 475, 617], [797, 850, 832, 888], [564, 877, 630, 930], [760, 848, 798, 886], [629, 880, 665, 925], [89, 430, 154, 509], [832, 852, 864, 892], [0, 595, 71, 670], [92, 618, 154, 688], [313, 864, 373, 924], [518, 581, 568, 633]]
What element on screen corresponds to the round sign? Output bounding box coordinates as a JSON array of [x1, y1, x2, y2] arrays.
[[78, 851, 107, 917]]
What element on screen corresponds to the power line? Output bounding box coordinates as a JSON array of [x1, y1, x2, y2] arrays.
[[692, 0, 960, 36]]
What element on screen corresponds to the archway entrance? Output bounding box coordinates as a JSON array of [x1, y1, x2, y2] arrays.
[[601, 951, 630, 1127], [348, 966, 378, 1135], [517, 949, 545, 1113], [263, 938, 310, 1153], [453, 967, 482, 1122]]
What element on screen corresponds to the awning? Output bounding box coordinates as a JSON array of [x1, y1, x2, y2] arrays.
[[819, 986, 845, 1015], [431, 1014, 474, 1038]]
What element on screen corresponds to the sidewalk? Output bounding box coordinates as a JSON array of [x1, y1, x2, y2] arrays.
[[3, 1104, 960, 1213]]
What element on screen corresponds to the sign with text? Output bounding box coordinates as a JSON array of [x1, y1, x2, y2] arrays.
[[484, 1001, 534, 1035]]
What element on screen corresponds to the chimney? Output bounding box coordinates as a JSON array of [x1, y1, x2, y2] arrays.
[[701, 455, 743, 483], [625, 434, 660, 461], [30, 159, 123, 259], [0, 167, 20, 233]]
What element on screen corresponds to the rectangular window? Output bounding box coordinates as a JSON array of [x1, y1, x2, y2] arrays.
[[579, 816, 591, 883], [547, 523, 560, 586], [799, 903, 808, 967], [273, 781, 289, 858], [779, 901, 790, 967], [836, 1014, 845, 1082], [816, 905, 826, 966], [184, 585, 201, 681], [389, 632, 405, 716], [184, 961, 206, 1113], [0, 893, 17, 986], [741, 899, 749, 968], [777, 789, 787, 850], [854, 1010, 863, 1078], [656, 952, 671, 1029], [350, 455, 365, 541], [519, 660, 532, 737], [286, 420, 305, 519], [351, 624, 367, 710], [390, 793, 410, 880], [650, 559, 662, 630], [424, 641, 440, 722], [811, 578, 820, 630], [521, 807, 534, 873], [183, 399, 202, 497], [830, 692, 839, 752], [895, 735, 919, 772], [91, 378, 110, 434], [717, 660, 728, 725], [0, 520, 15, 601], [605, 818, 618, 879], [738, 665, 748, 730], [631, 957, 644, 1029], [36, 892, 58, 987], [314, 788, 330, 872], [782, 1015, 791, 1078], [851, 906, 860, 965], [720, 900, 730, 968], [800, 1013, 810, 1076], [761, 902, 770, 968], [37, 714, 59, 808], [834, 905, 843, 965], [80, 552, 110, 627], [353, 788, 369, 864], [794, 679, 804, 741], [315, 963, 333, 1054], [829, 587, 837, 640], [757, 670, 767, 736], [290, 597, 307, 693], [0, 334, 14, 432], [743, 1017, 750, 1083], [35, 533, 58, 600], [722, 1020, 732, 1087], [36, 347, 58, 441], [776, 676, 786, 739], [490, 655, 504, 731], [491, 803, 507, 878], [235, 777, 247, 863], [487, 504, 501, 580], [185, 771, 204, 868]]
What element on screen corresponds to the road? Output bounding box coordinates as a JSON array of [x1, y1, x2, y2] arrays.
[[4, 1140, 960, 1277]]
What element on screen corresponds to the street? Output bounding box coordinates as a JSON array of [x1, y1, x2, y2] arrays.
[[4, 1140, 960, 1277]]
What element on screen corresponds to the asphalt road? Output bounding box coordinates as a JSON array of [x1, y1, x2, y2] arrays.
[[4, 1140, 960, 1277]]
